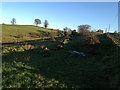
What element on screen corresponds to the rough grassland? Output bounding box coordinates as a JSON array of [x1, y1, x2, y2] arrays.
[[2, 24, 58, 43], [1, 25, 120, 88]]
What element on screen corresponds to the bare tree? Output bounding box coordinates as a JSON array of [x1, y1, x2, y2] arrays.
[[78, 24, 91, 36], [11, 18, 16, 25], [44, 20, 49, 28], [34, 19, 41, 26]]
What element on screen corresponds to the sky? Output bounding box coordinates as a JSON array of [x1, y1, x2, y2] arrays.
[[1, 2, 119, 32]]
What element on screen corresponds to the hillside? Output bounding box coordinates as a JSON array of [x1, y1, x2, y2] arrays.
[[1, 24, 120, 88], [2, 24, 62, 43]]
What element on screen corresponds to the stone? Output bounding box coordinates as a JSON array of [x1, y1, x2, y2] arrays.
[[68, 50, 86, 57]]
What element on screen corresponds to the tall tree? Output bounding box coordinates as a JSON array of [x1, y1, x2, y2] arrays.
[[11, 18, 16, 25], [34, 19, 41, 26], [44, 20, 49, 28]]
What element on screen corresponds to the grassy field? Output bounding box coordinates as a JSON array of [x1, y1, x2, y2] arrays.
[[1, 24, 120, 88], [2, 24, 61, 43]]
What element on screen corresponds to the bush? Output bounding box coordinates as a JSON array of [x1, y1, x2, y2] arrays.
[[86, 35, 100, 45], [78, 24, 91, 36], [71, 30, 77, 36]]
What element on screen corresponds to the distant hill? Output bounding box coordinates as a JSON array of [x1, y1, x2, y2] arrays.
[[1, 24, 62, 43]]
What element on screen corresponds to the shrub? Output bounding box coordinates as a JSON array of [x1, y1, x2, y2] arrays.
[[86, 35, 100, 45], [71, 30, 77, 36], [78, 24, 91, 36]]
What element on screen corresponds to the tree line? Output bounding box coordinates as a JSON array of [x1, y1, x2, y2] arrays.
[[10, 18, 49, 28], [10, 18, 105, 34]]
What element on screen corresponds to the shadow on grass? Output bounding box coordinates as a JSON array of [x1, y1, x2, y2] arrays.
[[2, 34, 120, 88]]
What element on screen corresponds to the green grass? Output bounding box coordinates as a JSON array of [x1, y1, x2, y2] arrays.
[[2, 24, 59, 43], [2, 25, 120, 88], [2, 46, 120, 88], [2, 33, 120, 88]]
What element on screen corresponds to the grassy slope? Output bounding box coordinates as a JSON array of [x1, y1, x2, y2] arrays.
[[2, 25, 120, 88], [2, 33, 120, 88], [2, 24, 58, 43]]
